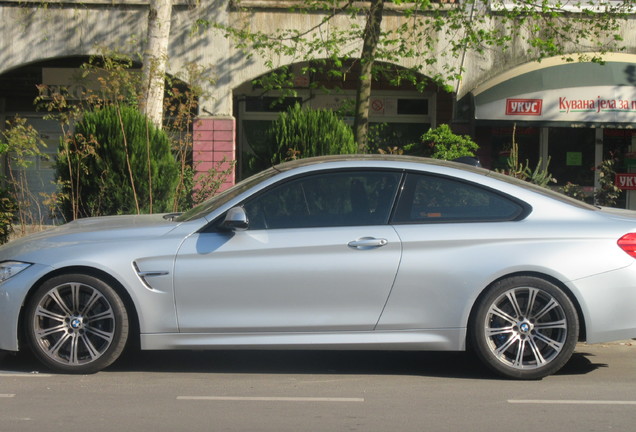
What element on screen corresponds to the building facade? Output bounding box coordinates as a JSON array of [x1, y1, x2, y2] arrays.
[[1, 0, 636, 220]]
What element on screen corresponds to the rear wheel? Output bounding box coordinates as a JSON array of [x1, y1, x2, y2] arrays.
[[470, 276, 579, 380], [25, 274, 129, 374]]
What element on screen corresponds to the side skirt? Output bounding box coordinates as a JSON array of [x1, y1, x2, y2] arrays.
[[140, 329, 466, 351]]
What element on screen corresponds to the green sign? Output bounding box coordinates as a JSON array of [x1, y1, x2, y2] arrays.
[[566, 152, 582, 166]]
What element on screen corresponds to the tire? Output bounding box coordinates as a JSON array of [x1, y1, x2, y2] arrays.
[[25, 274, 129, 374], [470, 276, 579, 380]]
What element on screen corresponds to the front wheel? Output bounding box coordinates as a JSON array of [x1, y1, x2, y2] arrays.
[[25, 274, 129, 374], [470, 276, 579, 380]]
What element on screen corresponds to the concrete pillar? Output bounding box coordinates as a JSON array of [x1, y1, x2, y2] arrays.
[[594, 128, 603, 191], [193, 116, 236, 192], [628, 134, 636, 210]]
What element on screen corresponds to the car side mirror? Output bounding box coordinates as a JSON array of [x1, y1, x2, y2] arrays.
[[219, 206, 249, 231]]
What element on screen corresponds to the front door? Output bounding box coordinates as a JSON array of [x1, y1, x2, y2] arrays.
[[173, 169, 403, 332]]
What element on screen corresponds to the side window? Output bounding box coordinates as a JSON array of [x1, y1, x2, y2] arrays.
[[243, 171, 402, 229], [392, 173, 525, 224]]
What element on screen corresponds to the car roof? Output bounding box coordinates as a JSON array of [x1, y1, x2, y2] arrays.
[[271, 154, 486, 174]]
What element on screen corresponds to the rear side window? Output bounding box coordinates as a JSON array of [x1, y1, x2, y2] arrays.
[[391, 173, 526, 224]]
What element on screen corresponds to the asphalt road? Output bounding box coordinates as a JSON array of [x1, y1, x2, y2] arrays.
[[1, 342, 635, 432]]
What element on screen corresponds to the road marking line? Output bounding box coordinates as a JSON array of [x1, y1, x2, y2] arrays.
[[0, 372, 52, 377], [0, 394, 16, 398], [509, 400, 636, 406], [178, 396, 364, 403]]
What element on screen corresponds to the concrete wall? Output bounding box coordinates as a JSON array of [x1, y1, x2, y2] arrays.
[[2, 1, 635, 113]]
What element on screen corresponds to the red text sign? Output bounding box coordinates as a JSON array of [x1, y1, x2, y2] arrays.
[[616, 173, 636, 190], [506, 99, 543, 116]]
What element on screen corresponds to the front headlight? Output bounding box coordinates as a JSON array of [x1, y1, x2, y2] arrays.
[[0, 261, 32, 282]]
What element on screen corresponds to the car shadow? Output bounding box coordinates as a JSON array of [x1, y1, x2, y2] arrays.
[[113, 349, 490, 379], [556, 351, 608, 376], [0, 348, 607, 380]]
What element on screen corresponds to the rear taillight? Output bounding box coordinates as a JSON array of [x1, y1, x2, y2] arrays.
[[618, 233, 636, 258]]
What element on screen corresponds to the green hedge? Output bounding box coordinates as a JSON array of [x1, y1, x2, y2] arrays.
[[57, 105, 179, 219]]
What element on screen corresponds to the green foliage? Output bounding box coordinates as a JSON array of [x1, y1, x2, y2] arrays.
[[1, 117, 46, 168], [163, 62, 222, 210], [269, 103, 356, 164], [0, 188, 16, 244], [523, 158, 556, 188], [594, 158, 621, 207], [187, 159, 237, 208], [241, 122, 276, 179], [507, 157, 556, 188], [218, 0, 629, 149], [368, 122, 407, 155], [559, 183, 590, 203], [558, 156, 623, 207], [243, 103, 356, 176], [0, 116, 48, 240], [404, 124, 478, 160], [218, 0, 628, 104], [55, 105, 179, 219], [38, 52, 228, 220], [496, 124, 555, 188]]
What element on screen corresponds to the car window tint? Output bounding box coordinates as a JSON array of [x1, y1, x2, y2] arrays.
[[392, 173, 524, 224], [243, 171, 402, 229]]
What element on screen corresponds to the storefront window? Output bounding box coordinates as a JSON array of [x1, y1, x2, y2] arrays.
[[476, 126, 540, 171], [368, 122, 430, 152], [245, 97, 302, 112], [603, 129, 636, 172], [548, 128, 595, 187], [603, 129, 636, 208], [237, 90, 435, 179], [239, 119, 275, 178]]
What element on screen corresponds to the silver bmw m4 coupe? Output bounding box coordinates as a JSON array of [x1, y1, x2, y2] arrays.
[[2, 155, 636, 379]]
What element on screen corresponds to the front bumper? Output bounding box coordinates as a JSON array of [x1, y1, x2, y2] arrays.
[[0, 263, 52, 351]]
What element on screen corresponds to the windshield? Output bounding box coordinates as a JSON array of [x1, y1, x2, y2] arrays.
[[176, 167, 280, 222]]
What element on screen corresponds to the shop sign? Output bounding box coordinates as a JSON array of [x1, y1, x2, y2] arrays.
[[476, 86, 636, 123], [615, 173, 636, 190], [293, 74, 310, 88], [505, 99, 542, 116]]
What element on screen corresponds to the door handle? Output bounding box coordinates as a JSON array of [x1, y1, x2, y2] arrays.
[[348, 237, 388, 249]]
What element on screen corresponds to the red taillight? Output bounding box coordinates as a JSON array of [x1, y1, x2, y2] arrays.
[[618, 233, 636, 258]]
